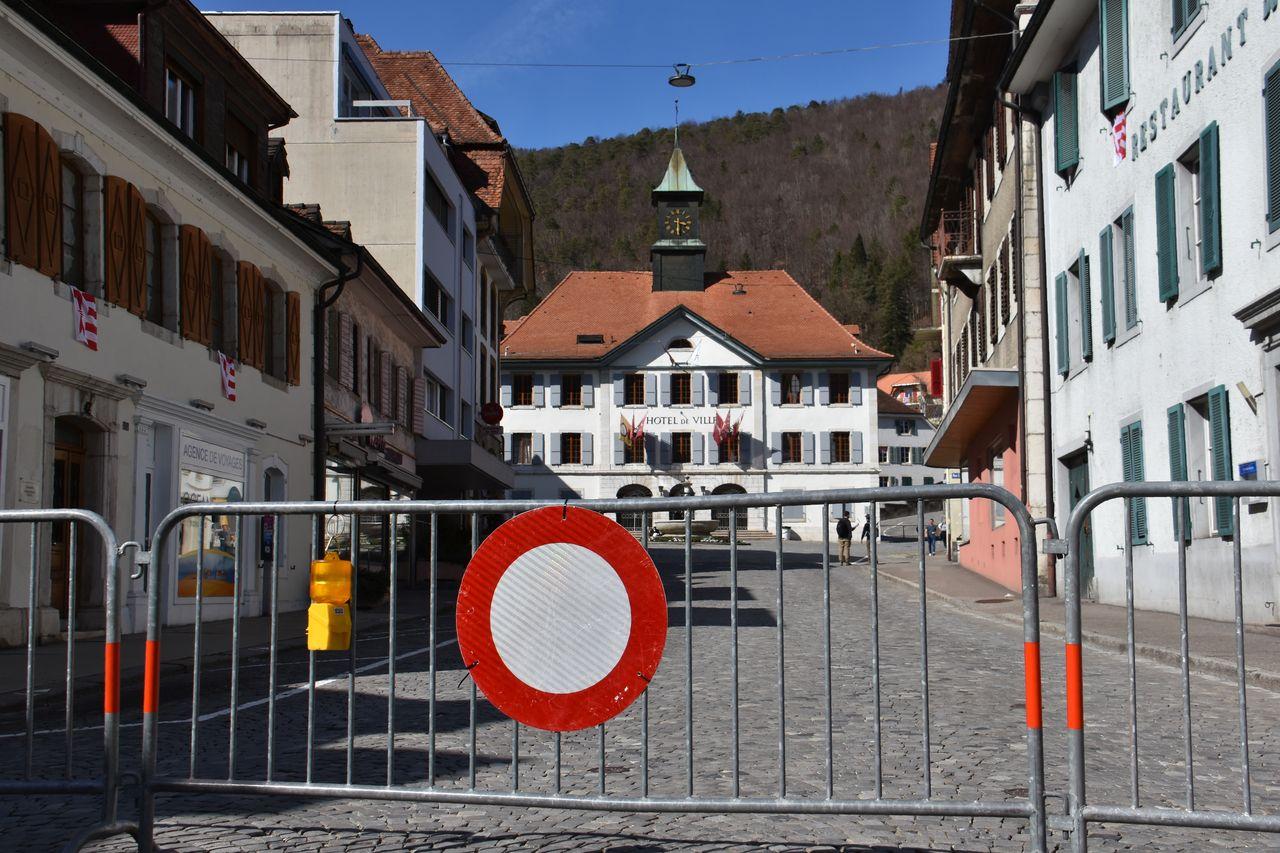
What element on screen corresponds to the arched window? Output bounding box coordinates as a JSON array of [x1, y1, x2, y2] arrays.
[[668, 338, 693, 349]]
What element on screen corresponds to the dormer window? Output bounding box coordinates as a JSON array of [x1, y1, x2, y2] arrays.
[[225, 114, 254, 184], [165, 65, 198, 140]]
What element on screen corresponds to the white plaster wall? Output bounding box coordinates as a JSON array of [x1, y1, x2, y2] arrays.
[[1039, 0, 1280, 621]]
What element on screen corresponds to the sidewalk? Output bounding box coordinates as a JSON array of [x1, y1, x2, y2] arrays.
[[878, 554, 1280, 691]]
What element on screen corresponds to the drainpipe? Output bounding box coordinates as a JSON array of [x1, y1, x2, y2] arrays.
[[312, 252, 363, 507]]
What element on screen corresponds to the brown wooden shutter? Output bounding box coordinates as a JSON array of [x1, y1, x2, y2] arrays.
[[179, 225, 213, 345], [125, 184, 146, 315], [412, 377, 427, 435], [379, 351, 392, 416], [103, 176, 130, 307], [338, 312, 353, 389], [237, 261, 264, 370], [396, 366, 409, 425], [286, 291, 301, 386], [3, 113, 66, 277]]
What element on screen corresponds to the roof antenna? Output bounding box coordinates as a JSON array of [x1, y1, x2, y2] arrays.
[[674, 98, 679, 148]]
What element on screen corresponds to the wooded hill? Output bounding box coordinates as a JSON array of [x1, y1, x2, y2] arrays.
[[516, 84, 946, 365]]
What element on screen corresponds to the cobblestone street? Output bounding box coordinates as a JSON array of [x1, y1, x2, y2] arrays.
[[2, 538, 1278, 851]]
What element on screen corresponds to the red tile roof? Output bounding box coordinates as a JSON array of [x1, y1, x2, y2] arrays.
[[877, 389, 925, 417], [877, 370, 931, 395], [501, 271, 891, 362]]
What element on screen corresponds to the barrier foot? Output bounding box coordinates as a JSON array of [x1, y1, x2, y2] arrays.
[[60, 820, 140, 853]]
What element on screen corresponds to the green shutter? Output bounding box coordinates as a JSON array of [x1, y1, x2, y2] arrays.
[[1054, 70, 1080, 174], [1079, 249, 1093, 360], [1208, 384, 1234, 536], [1100, 0, 1130, 110], [1167, 403, 1191, 542], [1122, 422, 1149, 544], [1198, 122, 1222, 277], [1172, 0, 1198, 37], [1265, 61, 1280, 233], [1055, 272, 1070, 376], [1155, 163, 1179, 302], [1122, 207, 1138, 328], [1099, 226, 1116, 343]]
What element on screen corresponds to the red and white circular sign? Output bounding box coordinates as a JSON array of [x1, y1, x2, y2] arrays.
[[456, 506, 667, 732]]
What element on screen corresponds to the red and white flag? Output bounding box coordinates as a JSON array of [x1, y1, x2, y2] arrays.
[[218, 352, 237, 401], [70, 287, 98, 351], [1112, 111, 1127, 166], [712, 412, 727, 446]]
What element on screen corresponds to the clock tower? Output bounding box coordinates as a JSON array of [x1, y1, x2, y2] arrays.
[[650, 147, 706, 292]]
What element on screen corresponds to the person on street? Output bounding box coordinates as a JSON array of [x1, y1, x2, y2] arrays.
[[861, 511, 873, 559], [926, 518, 939, 556], [835, 511, 853, 565]]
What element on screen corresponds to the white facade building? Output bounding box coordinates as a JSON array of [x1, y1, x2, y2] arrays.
[[500, 150, 891, 540], [1006, 0, 1280, 621], [877, 391, 950, 489]]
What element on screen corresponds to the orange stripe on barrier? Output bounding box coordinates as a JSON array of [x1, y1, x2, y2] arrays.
[[103, 642, 120, 714], [142, 640, 159, 715], [1023, 641, 1042, 729], [1065, 641, 1084, 730]]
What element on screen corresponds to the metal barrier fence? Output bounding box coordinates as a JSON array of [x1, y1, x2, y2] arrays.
[[0, 508, 137, 850], [1062, 480, 1280, 852], [124, 484, 1047, 853]]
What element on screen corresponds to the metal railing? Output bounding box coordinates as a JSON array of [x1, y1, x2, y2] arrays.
[[123, 484, 1046, 852], [1062, 480, 1280, 851], [0, 508, 137, 850]]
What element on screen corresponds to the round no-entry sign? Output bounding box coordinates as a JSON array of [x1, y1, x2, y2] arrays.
[[456, 506, 667, 732]]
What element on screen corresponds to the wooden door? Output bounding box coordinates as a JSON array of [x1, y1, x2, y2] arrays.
[[50, 441, 86, 618]]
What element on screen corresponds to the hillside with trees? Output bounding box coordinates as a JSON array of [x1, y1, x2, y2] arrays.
[[516, 84, 945, 366]]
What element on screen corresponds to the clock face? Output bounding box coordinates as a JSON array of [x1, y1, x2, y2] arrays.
[[664, 207, 693, 236]]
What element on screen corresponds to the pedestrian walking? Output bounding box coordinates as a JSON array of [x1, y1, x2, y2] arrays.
[[835, 511, 853, 565], [860, 511, 873, 559], [926, 519, 939, 556], [939, 518, 948, 546]]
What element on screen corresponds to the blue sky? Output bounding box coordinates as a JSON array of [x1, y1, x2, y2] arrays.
[[200, 1, 951, 149]]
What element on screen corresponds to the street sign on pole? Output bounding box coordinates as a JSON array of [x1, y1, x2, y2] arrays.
[[456, 505, 667, 731]]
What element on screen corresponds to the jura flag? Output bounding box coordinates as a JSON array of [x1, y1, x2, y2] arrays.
[[1112, 111, 1127, 166], [70, 287, 98, 351], [218, 352, 237, 401]]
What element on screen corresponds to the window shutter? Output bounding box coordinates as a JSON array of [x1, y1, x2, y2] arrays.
[[1208, 384, 1234, 536], [660, 373, 671, 406], [500, 374, 512, 406], [708, 434, 719, 464], [707, 372, 719, 406], [186, 238, 215, 343], [582, 378, 594, 407], [770, 373, 781, 406], [1053, 69, 1080, 174], [1099, 0, 1130, 111], [1167, 403, 1191, 542], [658, 433, 671, 467], [802, 431, 815, 464], [1172, 0, 1197, 36], [1198, 122, 1222, 278], [644, 373, 657, 406], [613, 373, 624, 406], [1099, 226, 1116, 344], [532, 433, 544, 465], [550, 432, 561, 466], [1121, 207, 1138, 329], [852, 431, 864, 465], [1079, 249, 1093, 361], [379, 351, 392, 414], [802, 374, 814, 406], [1266, 62, 1280, 232], [503, 432, 512, 463], [237, 261, 264, 370], [851, 371, 863, 405], [614, 435, 624, 464], [739, 372, 752, 405], [532, 373, 545, 407], [125, 184, 146, 315], [549, 373, 561, 408], [32, 118, 61, 278], [692, 433, 704, 464], [395, 367, 408, 424], [691, 372, 703, 406], [644, 432, 657, 466], [818, 372, 830, 405], [770, 432, 781, 465], [339, 313, 354, 388], [1055, 272, 1070, 376], [3, 113, 41, 270], [286, 291, 301, 385], [1155, 163, 1179, 302], [820, 431, 831, 464], [582, 432, 594, 465], [412, 377, 427, 435], [1121, 422, 1149, 544], [104, 176, 145, 314]]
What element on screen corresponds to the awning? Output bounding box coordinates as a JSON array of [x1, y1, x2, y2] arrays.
[[416, 438, 515, 494], [923, 369, 1020, 468]]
